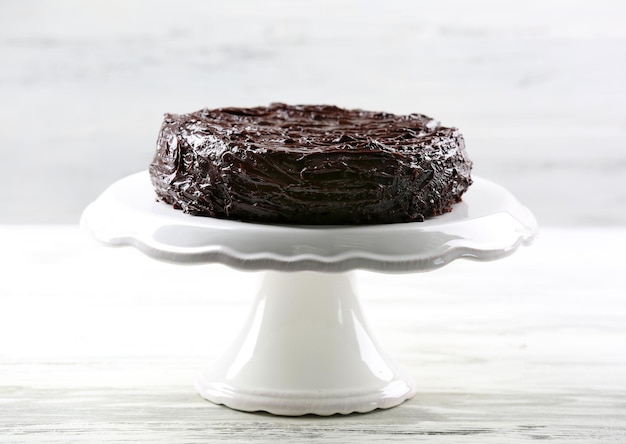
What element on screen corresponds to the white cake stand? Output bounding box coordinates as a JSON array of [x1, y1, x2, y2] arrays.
[[81, 171, 537, 416]]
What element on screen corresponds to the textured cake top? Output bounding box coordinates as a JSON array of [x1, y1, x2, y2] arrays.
[[150, 103, 472, 224], [156, 103, 454, 156]]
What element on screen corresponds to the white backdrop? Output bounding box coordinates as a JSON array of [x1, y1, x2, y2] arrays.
[[1, 0, 624, 225]]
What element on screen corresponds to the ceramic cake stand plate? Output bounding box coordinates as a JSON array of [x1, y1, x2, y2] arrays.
[[81, 171, 537, 416]]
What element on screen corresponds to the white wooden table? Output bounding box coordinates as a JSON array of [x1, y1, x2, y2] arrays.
[[1, 225, 624, 442]]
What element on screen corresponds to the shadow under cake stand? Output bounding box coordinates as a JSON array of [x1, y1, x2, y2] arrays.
[[80, 172, 537, 416]]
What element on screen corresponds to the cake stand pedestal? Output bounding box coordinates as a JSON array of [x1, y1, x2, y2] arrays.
[[81, 172, 537, 416]]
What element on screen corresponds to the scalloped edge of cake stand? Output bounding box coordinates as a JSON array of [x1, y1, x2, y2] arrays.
[[80, 172, 538, 274]]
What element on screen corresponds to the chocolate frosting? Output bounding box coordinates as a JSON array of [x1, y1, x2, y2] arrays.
[[149, 103, 473, 224]]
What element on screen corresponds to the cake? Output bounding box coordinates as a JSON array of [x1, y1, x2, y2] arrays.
[[149, 103, 472, 225]]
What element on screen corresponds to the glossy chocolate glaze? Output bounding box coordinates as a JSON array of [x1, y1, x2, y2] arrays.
[[149, 103, 473, 224]]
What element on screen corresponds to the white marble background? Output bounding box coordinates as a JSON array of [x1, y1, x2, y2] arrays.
[[1, 0, 625, 225]]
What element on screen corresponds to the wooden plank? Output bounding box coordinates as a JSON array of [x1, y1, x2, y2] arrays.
[[1, 0, 625, 224], [1, 386, 624, 443]]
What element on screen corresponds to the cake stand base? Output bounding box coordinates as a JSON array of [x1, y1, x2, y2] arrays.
[[194, 271, 416, 416]]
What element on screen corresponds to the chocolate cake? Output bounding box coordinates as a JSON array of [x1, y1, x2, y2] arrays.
[[149, 103, 472, 225]]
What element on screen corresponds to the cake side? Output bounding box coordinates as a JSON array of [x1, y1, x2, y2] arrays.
[[149, 103, 473, 224]]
